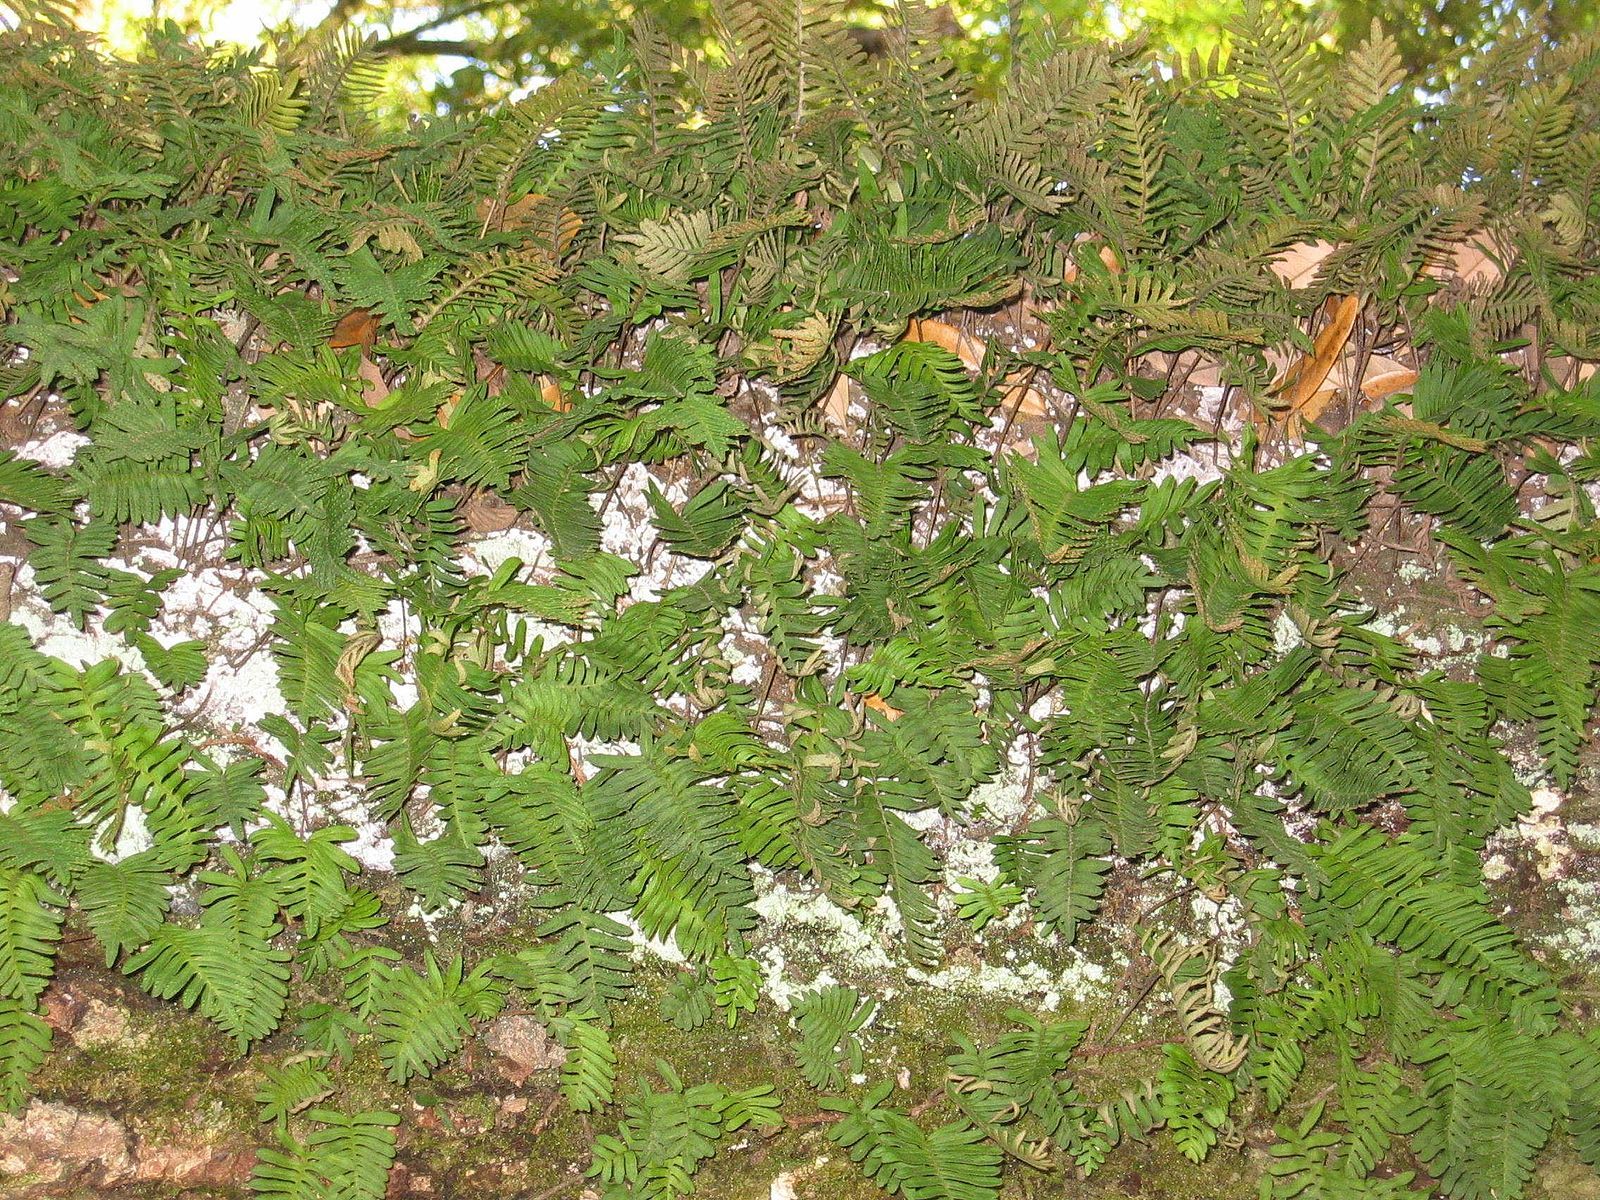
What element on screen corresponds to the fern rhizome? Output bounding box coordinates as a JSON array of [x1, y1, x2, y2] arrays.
[[1, 3, 1598, 1198]]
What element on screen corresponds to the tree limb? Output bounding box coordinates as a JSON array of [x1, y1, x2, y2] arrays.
[[372, 0, 510, 58], [373, 37, 494, 61]]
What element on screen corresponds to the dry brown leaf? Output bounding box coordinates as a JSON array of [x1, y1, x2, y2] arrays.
[[538, 375, 570, 412], [1151, 350, 1227, 389], [462, 492, 519, 533], [1429, 231, 1509, 286], [820, 308, 1071, 432], [1270, 294, 1361, 423], [1270, 232, 1508, 292], [821, 372, 854, 428], [996, 374, 1049, 419], [499, 193, 546, 227], [906, 316, 983, 368], [902, 317, 1049, 418], [1062, 234, 1122, 285], [477, 193, 582, 251], [477, 193, 546, 232], [1346, 354, 1419, 400], [552, 209, 583, 254], [356, 356, 389, 408], [862, 693, 903, 721], [329, 307, 379, 352], [1286, 353, 1419, 422], [1269, 240, 1337, 289]]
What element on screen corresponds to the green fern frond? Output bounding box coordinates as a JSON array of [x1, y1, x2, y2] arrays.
[[77, 853, 170, 966], [249, 1108, 398, 1200], [0, 868, 63, 1008], [792, 984, 876, 1089], [255, 1057, 335, 1130], [0, 1001, 50, 1115], [373, 953, 478, 1084], [825, 1079, 1004, 1200], [994, 809, 1111, 945], [553, 1011, 617, 1113]]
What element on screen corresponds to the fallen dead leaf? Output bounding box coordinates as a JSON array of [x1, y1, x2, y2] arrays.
[[1270, 232, 1509, 292], [1342, 353, 1418, 400], [902, 317, 1049, 418], [1283, 352, 1419, 426], [821, 372, 855, 429], [1062, 233, 1122, 285], [1270, 294, 1361, 424], [1430, 230, 1510, 286], [477, 193, 545, 229], [539, 375, 570, 412], [478, 193, 582, 252], [329, 307, 378, 352], [461, 492, 519, 533], [1269, 240, 1337, 290], [906, 316, 983, 367], [862, 693, 903, 721], [356, 356, 388, 408]]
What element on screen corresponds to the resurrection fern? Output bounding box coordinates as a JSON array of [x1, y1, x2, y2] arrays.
[[791, 985, 877, 1089], [825, 1080, 1005, 1200], [249, 1109, 399, 1200], [0, 1000, 51, 1114], [0, 868, 63, 1008], [372, 953, 493, 1084], [25, 517, 113, 628], [76, 855, 171, 965], [994, 805, 1113, 943], [125, 853, 293, 1048], [554, 1011, 619, 1113], [0, 7, 1597, 1200], [1143, 930, 1250, 1074], [255, 1058, 336, 1130], [587, 1063, 780, 1200]]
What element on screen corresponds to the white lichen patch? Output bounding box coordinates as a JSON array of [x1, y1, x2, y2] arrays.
[[461, 526, 554, 577], [1482, 785, 1573, 882], [287, 780, 396, 873], [753, 945, 844, 1012], [746, 875, 899, 1007], [598, 461, 715, 607], [906, 957, 1066, 1009], [968, 765, 1041, 830], [1484, 785, 1600, 964], [716, 607, 768, 687], [1272, 611, 1303, 655], [607, 910, 690, 966], [159, 578, 285, 731], [12, 429, 89, 469], [942, 836, 999, 887], [6, 563, 146, 673], [1539, 871, 1600, 964]]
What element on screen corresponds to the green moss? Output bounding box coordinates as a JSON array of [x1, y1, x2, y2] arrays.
[[15, 942, 1350, 1200], [32, 997, 257, 1144], [1533, 1150, 1600, 1200]]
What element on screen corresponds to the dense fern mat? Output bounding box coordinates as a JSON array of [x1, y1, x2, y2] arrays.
[[2, 3, 1600, 1197]]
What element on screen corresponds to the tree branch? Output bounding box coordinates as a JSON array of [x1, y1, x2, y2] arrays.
[[374, 37, 493, 61], [303, 0, 370, 44], [372, 0, 510, 58]]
